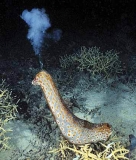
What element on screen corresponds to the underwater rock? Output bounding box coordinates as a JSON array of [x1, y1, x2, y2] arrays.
[[128, 134, 136, 151], [126, 134, 136, 158]]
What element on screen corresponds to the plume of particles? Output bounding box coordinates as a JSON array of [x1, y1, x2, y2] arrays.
[[21, 8, 62, 69], [21, 8, 51, 55], [21, 8, 51, 68]]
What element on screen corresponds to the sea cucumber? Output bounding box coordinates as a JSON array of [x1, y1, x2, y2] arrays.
[[32, 70, 112, 144]]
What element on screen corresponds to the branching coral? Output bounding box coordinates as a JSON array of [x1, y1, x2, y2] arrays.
[[59, 46, 122, 78], [0, 80, 18, 150], [49, 139, 129, 160]]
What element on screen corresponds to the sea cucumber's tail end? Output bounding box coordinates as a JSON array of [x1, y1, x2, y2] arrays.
[[94, 123, 112, 141], [101, 123, 112, 141]]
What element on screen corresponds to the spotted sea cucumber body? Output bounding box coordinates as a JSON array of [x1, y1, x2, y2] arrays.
[[32, 70, 112, 144]]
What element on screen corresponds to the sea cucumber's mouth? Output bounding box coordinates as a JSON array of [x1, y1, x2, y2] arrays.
[[32, 78, 38, 85]]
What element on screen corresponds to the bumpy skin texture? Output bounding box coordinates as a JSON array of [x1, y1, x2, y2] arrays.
[[32, 70, 112, 144]]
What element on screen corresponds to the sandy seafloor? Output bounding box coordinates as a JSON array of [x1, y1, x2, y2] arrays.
[[1, 16, 136, 159]]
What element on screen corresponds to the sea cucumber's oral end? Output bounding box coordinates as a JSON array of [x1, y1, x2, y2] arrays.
[[32, 78, 37, 85], [32, 80, 35, 85]]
